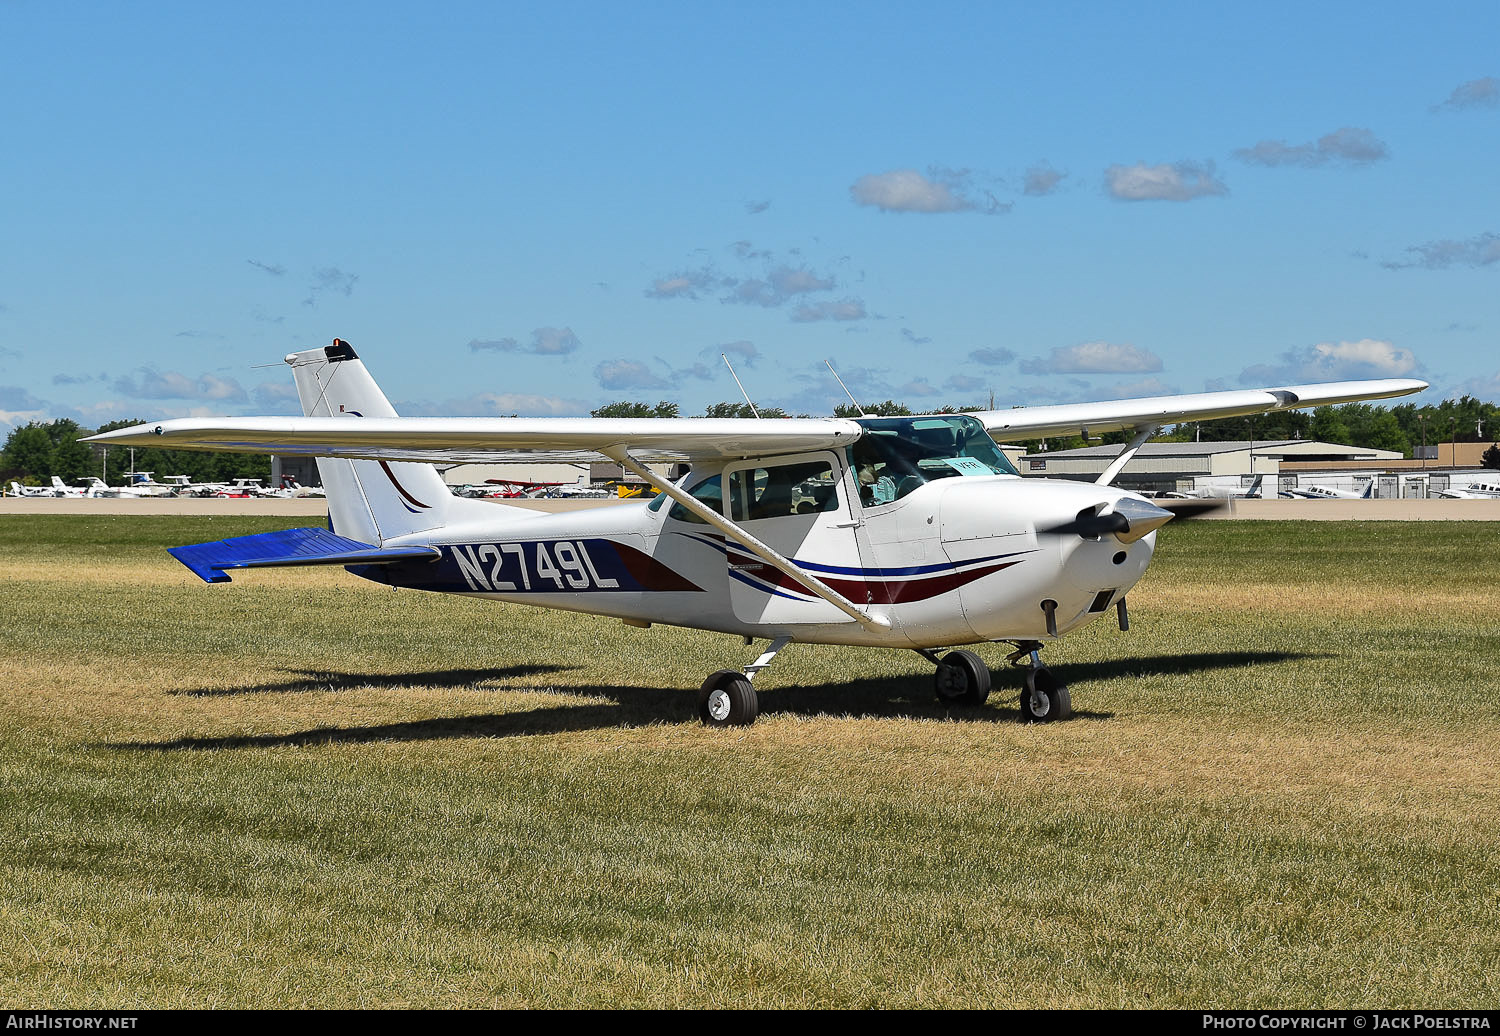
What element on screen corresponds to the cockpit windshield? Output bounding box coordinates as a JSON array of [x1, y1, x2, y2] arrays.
[[849, 415, 1017, 506]]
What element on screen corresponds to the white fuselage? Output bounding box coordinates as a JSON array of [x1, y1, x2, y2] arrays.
[[363, 466, 1158, 650]]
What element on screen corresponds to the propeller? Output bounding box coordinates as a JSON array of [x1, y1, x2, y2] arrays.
[[1157, 498, 1230, 520], [1039, 496, 1178, 543]]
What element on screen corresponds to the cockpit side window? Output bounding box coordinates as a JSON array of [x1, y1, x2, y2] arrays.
[[850, 415, 1017, 505]]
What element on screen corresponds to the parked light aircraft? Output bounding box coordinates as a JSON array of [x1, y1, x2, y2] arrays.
[[1164, 474, 1267, 500], [1282, 479, 1375, 500], [85, 340, 1425, 725], [1436, 480, 1500, 499], [8, 480, 57, 498]]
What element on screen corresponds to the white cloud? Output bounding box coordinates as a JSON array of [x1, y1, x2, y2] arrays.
[[899, 378, 943, 397], [302, 266, 358, 306], [726, 265, 838, 307], [1383, 232, 1500, 270], [1023, 164, 1065, 196], [252, 381, 302, 412], [1105, 160, 1227, 202], [1432, 76, 1500, 113], [1238, 339, 1419, 384], [849, 168, 1005, 214], [1020, 342, 1164, 375], [1451, 370, 1500, 400], [789, 299, 867, 323], [530, 327, 581, 355], [645, 269, 724, 300], [1234, 127, 1388, 167], [398, 392, 588, 417], [968, 347, 1015, 367], [595, 359, 672, 391], [112, 369, 248, 402], [468, 328, 581, 356], [469, 338, 520, 353], [711, 340, 760, 367]]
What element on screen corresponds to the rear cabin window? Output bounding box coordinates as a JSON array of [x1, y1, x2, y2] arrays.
[[728, 460, 840, 522]]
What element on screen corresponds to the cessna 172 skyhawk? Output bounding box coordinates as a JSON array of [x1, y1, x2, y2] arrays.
[[86, 341, 1425, 726]]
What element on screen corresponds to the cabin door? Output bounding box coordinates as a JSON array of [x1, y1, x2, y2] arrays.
[[723, 451, 869, 626]]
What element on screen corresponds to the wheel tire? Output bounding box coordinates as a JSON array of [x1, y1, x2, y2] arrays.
[[1021, 667, 1072, 723], [933, 650, 992, 707], [699, 669, 759, 727]]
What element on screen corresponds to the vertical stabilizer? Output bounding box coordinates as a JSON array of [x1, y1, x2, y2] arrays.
[[284, 340, 507, 543]]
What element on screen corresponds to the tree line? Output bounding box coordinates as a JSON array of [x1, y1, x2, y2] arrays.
[[1, 418, 271, 486]]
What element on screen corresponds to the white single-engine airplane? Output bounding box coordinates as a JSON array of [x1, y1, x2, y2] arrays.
[[1282, 479, 1376, 500], [85, 340, 1425, 726]]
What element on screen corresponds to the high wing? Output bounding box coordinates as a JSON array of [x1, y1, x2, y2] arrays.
[[85, 378, 1427, 461], [84, 415, 863, 464], [969, 379, 1427, 442]]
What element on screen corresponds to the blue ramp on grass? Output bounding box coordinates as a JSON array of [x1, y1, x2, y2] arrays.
[[169, 527, 441, 584]]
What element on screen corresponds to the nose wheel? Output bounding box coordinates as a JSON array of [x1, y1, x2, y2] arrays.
[[1009, 643, 1072, 723]]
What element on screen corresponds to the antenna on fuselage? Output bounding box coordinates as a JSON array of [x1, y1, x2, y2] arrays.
[[721, 353, 760, 419], [825, 359, 869, 417]]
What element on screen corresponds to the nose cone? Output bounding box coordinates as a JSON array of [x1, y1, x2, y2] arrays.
[[1111, 496, 1175, 544]]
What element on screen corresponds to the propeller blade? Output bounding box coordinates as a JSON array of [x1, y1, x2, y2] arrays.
[[1038, 497, 1176, 543], [1158, 498, 1230, 520], [1040, 510, 1130, 538]]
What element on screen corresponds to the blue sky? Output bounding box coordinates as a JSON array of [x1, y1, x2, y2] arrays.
[[1, 0, 1496, 429]]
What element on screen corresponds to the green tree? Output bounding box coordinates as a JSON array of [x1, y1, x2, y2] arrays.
[[701, 401, 793, 419], [1, 423, 56, 479], [1309, 406, 1353, 446], [1482, 443, 1500, 470], [590, 401, 680, 418], [834, 400, 912, 418]]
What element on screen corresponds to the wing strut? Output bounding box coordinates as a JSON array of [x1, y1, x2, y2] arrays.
[[599, 446, 891, 633], [1095, 425, 1159, 487]]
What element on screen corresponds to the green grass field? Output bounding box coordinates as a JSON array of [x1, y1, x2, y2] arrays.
[[1, 515, 1497, 1008]]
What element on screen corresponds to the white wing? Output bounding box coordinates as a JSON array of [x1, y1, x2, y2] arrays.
[[85, 378, 1426, 460], [84, 415, 864, 464], [969, 379, 1427, 442]]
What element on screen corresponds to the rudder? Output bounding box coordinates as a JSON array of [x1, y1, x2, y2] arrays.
[[285, 340, 463, 543]]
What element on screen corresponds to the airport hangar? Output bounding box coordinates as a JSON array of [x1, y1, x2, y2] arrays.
[[1016, 439, 1491, 498]]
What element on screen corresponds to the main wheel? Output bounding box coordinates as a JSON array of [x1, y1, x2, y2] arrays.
[[1020, 666, 1072, 723], [933, 650, 991, 707], [699, 669, 759, 727]]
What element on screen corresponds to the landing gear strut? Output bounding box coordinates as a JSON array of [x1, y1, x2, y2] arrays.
[[1006, 641, 1072, 723], [699, 635, 790, 727]]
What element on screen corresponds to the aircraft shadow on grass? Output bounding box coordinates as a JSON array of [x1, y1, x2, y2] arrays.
[[106, 650, 1317, 752], [171, 665, 576, 697]]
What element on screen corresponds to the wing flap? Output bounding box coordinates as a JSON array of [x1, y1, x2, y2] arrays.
[[168, 527, 440, 584]]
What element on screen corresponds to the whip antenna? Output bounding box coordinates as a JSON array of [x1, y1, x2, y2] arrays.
[[825, 359, 868, 417], [721, 353, 760, 419]]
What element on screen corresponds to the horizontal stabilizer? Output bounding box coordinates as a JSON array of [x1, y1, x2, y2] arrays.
[[168, 527, 440, 584]]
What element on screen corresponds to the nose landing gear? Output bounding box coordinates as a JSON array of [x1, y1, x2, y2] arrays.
[[1007, 642, 1072, 722]]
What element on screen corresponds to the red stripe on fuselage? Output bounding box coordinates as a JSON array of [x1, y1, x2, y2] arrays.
[[725, 552, 1019, 604]]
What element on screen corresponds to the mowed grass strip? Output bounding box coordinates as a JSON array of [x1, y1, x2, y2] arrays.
[[0, 516, 1496, 1007]]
